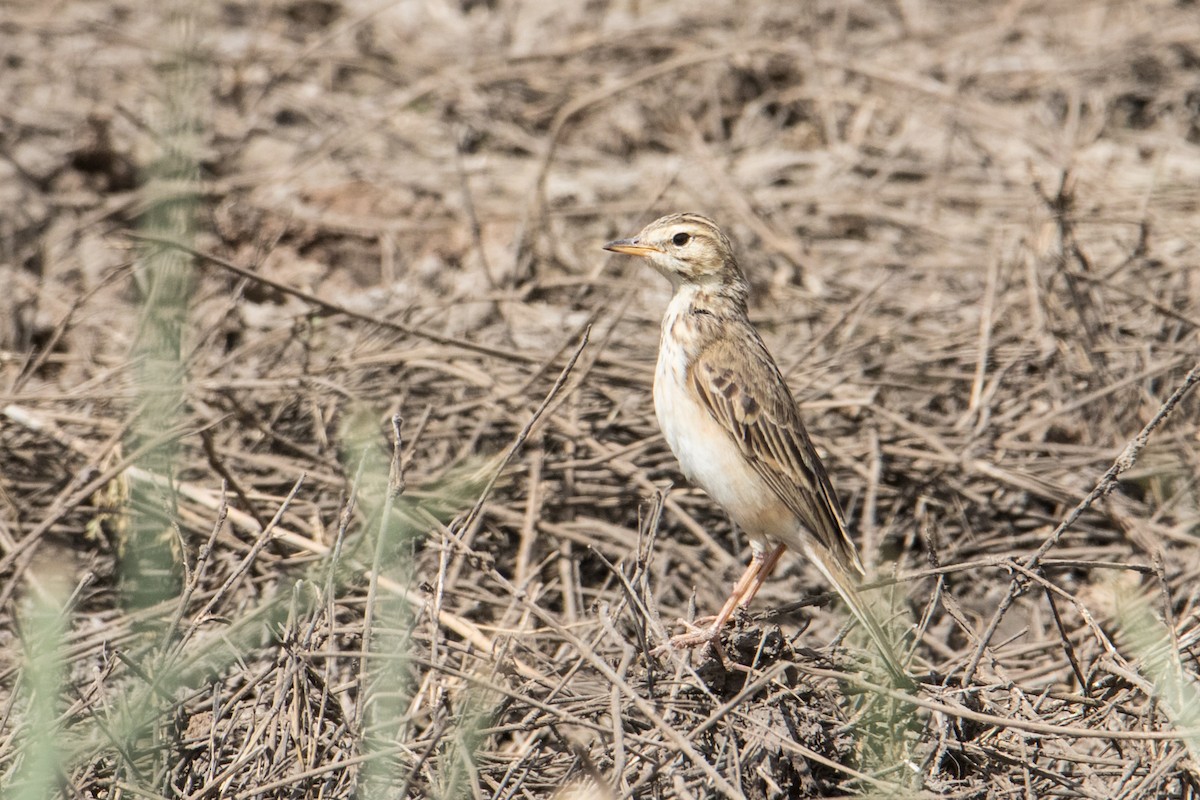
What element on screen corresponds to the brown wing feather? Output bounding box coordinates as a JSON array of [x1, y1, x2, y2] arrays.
[[688, 330, 865, 575]]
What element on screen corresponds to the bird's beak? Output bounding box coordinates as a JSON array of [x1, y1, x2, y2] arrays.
[[603, 238, 660, 257]]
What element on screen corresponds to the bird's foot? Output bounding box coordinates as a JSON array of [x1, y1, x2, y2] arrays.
[[669, 618, 721, 649], [663, 618, 747, 672], [648, 616, 726, 658]]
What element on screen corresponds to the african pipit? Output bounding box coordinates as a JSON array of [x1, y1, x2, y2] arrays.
[[604, 213, 907, 682]]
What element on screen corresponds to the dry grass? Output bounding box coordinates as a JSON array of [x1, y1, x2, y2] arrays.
[[2, 0, 1200, 797]]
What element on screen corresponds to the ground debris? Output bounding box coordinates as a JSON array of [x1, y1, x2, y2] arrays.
[[1, 0, 1199, 797]]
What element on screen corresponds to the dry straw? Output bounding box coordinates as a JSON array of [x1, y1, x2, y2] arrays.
[[2, 0, 1199, 797]]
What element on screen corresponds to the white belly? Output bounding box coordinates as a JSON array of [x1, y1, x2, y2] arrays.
[[653, 338, 795, 542]]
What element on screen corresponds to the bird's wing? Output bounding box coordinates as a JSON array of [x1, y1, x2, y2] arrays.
[[688, 330, 864, 575]]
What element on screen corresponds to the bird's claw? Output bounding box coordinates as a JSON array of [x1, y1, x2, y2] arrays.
[[648, 616, 723, 656]]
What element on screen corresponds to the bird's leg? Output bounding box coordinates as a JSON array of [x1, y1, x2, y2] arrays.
[[735, 543, 787, 609], [669, 548, 766, 648]]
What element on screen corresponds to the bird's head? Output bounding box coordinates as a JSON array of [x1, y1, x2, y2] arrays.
[[603, 213, 746, 293]]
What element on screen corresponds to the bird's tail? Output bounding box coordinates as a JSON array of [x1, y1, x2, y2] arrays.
[[804, 543, 914, 690]]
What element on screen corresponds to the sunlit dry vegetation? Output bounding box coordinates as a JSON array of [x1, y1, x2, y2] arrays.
[[1, 0, 1199, 796]]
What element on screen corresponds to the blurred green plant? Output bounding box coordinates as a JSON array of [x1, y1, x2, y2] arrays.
[[1112, 576, 1200, 766], [122, 0, 203, 617], [846, 582, 926, 799], [8, 579, 69, 800], [344, 406, 419, 797]]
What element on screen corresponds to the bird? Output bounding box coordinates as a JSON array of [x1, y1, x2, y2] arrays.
[[604, 212, 908, 683]]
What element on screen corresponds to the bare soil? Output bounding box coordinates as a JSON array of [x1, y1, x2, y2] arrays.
[[2, 0, 1199, 797]]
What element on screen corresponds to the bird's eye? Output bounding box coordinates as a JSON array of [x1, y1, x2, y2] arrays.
[[671, 232, 691, 247]]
